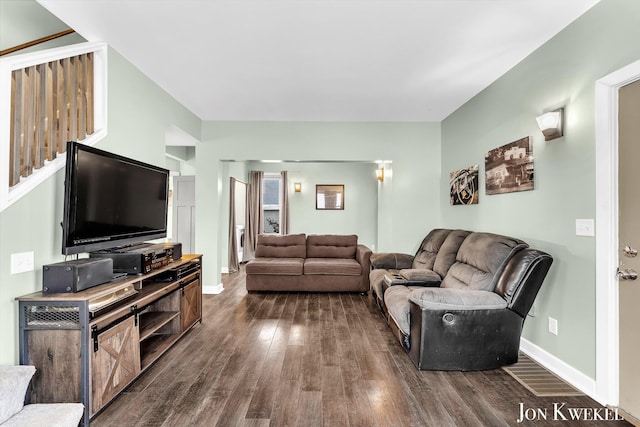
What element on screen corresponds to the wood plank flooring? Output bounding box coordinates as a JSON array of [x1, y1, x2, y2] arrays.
[[92, 270, 631, 426]]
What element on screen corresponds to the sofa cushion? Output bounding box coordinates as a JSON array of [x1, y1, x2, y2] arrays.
[[2, 403, 85, 427], [0, 365, 36, 424], [441, 232, 528, 291], [432, 229, 471, 278], [385, 285, 428, 336], [385, 286, 413, 335], [306, 234, 357, 258], [370, 268, 391, 288], [412, 229, 452, 270], [255, 233, 307, 258], [245, 258, 304, 275], [304, 258, 361, 276]]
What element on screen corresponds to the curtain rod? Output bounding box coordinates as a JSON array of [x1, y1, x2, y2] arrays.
[[0, 29, 76, 57]]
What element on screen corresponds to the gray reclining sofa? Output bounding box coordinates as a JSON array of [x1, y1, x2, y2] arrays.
[[370, 229, 553, 370]]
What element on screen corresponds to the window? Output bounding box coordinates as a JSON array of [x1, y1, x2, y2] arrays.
[[262, 173, 281, 233]]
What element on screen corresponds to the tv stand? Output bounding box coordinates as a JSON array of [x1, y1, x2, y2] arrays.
[[16, 255, 202, 426]]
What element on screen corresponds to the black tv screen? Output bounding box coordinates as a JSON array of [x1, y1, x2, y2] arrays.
[[62, 141, 169, 255]]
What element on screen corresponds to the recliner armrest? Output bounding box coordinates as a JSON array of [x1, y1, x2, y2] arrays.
[[370, 253, 414, 270], [409, 288, 507, 311]]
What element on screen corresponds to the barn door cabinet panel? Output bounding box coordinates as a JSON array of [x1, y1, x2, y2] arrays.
[[180, 272, 202, 332], [16, 255, 202, 426], [90, 315, 140, 416]]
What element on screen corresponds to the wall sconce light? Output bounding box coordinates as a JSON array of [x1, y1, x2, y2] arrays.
[[536, 108, 564, 141], [294, 182, 302, 193], [376, 167, 384, 182]]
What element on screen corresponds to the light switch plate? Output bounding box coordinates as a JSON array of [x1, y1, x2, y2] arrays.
[[548, 317, 558, 335], [11, 252, 34, 275], [576, 219, 595, 237]]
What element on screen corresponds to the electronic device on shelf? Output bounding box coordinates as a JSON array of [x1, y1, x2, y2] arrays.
[[153, 258, 201, 282], [42, 258, 113, 293], [90, 242, 181, 275]]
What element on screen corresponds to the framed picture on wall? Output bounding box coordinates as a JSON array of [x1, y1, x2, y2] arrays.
[[485, 136, 534, 195], [450, 165, 479, 205], [316, 185, 344, 210]]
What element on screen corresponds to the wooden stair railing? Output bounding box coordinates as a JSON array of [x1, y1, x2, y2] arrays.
[[9, 52, 94, 187], [0, 41, 108, 212], [0, 29, 76, 57]]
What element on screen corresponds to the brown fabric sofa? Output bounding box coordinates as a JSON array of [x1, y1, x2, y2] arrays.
[[245, 233, 372, 293]]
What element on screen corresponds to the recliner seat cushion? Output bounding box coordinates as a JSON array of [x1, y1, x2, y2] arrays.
[[245, 258, 304, 275], [304, 258, 361, 276], [384, 286, 413, 335], [442, 232, 528, 291], [385, 285, 431, 336]]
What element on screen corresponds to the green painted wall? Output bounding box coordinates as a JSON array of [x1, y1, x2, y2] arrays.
[[0, 1, 201, 364], [198, 121, 442, 287], [441, 0, 640, 378], [217, 160, 379, 270], [0, 0, 85, 55]]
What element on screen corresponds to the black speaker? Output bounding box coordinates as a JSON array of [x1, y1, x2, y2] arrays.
[[42, 258, 113, 293], [164, 242, 182, 260]]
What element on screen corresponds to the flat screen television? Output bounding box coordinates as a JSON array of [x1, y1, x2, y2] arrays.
[[62, 141, 170, 255]]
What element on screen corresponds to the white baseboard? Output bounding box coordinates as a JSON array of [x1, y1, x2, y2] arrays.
[[520, 338, 600, 403], [203, 283, 224, 294], [221, 267, 229, 274]]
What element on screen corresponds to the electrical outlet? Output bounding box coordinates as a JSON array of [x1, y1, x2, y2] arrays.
[[548, 317, 558, 335], [11, 251, 34, 275]]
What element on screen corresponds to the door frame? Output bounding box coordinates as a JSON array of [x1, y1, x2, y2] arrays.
[[595, 59, 640, 406]]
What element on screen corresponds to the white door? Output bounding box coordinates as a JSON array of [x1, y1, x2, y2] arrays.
[[618, 79, 640, 420], [172, 176, 196, 254]]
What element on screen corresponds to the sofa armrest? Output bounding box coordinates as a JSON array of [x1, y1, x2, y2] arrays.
[[356, 244, 372, 270], [370, 252, 414, 270], [409, 288, 507, 311]]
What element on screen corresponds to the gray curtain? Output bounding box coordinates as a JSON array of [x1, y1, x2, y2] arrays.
[[228, 178, 239, 272], [280, 171, 290, 235], [243, 171, 264, 262]]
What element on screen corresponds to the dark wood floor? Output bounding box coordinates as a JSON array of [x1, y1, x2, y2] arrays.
[[92, 270, 630, 427]]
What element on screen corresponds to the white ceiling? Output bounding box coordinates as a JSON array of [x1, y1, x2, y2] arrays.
[[37, 0, 599, 122]]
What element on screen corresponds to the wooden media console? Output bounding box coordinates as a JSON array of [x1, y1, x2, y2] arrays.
[[16, 254, 203, 426]]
